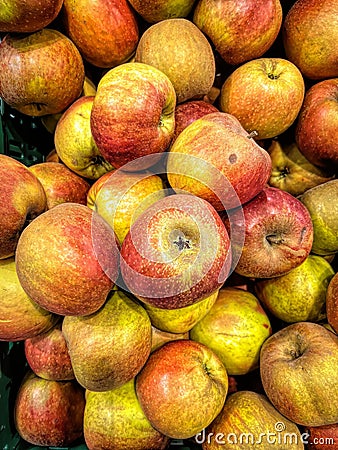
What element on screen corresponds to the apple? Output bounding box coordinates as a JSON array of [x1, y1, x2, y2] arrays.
[[0, 0, 63, 33], [0, 257, 59, 341], [167, 112, 272, 211], [295, 78, 338, 169], [135, 18, 215, 104], [299, 180, 338, 256], [172, 100, 219, 145], [120, 193, 231, 310], [62, 0, 139, 68], [151, 325, 189, 352], [29, 162, 91, 209], [128, 0, 197, 23], [326, 272, 338, 333], [84, 379, 170, 450], [135, 339, 228, 439], [260, 321, 338, 427], [87, 168, 166, 244], [223, 186, 314, 279], [90, 62, 176, 170], [41, 75, 97, 135], [197, 390, 304, 450], [54, 96, 115, 180], [193, 0, 283, 66], [283, 0, 338, 79], [0, 154, 47, 260], [219, 58, 305, 140], [144, 289, 219, 334], [15, 203, 119, 316], [0, 28, 85, 116], [190, 287, 272, 376], [303, 423, 338, 450], [62, 289, 152, 391], [267, 139, 335, 196], [14, 371, 85, 447], [255, 255, 335, 323], [24, 320, 75, 381]]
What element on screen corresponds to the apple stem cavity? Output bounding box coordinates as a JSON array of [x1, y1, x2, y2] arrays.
[[266, 233, 284, 245]]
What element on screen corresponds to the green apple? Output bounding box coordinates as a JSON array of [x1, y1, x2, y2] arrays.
[[62, 289, 152, 392], [84, 379, 170, 450], [198, 390, 304, 449], [190, 287, 272, 376], [144, 289, 219, 334], [299, 180, 338, 255], [54, 96, 114, 180], [135, 18, 215, 104], [267, 139, 334, 196], [255, 255, 335, 323]]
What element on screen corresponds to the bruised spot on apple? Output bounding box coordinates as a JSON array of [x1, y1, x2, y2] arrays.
[[120, 193, 231, 310]]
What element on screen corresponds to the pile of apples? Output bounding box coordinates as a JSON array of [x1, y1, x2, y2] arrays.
[[1, 0, 338, 449]]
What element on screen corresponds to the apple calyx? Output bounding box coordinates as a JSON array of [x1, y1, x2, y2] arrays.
[[288, 334, 307, 362], [266, 233, 285, 246], [173, 234, 191, 251]]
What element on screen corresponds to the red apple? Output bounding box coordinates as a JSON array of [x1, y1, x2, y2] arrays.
[[193, 0, 283, 65], [295, 78, 338, 169], [135, 339, 228, 439], [219, 58, 305, 140], [260, 322, 338, 427], [24, 320, 75, 381], [90, 62, 176, 170], [0, 29, 85, 116], [0, 257, 59, 341], [283, 0, 338, 80], [128, 0, 197, 23], [14, 371, 85, 447], [167, 112, 271, 212], [223, 186, 314, 279], [0, 155, 46, 260], [172, 100, 219, 145], [0, 0, 64, 33], [303, 423, 338, 449], [120, 193, 231, 309], [15, 203, 119, 316], [29, 162, 91, 209], [62, 0, 139, 68], [326, 272, 338, 333]]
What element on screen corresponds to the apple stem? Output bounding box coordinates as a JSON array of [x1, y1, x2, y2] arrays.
[[247, 130, 258, 139]]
